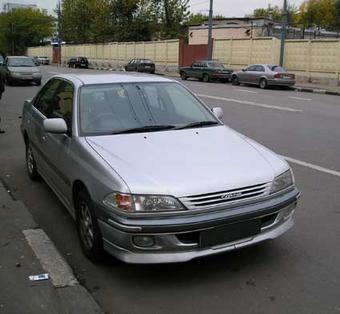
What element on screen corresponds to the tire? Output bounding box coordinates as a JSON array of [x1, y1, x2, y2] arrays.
[[231, 76, 240, 85], [202, 73, 210, 83], [26, 141, 40, 181], [75, 189, 104, 262], [259, 78, 268, 89], [180, 72, 187, 80]]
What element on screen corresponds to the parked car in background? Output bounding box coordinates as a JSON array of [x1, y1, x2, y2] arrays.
[[31, 56, 41, 66], [37, 56, 50, 65], [21, 73, 299, 264], [180, 60, 233, 83], [1, 56, 42, 86], [231, 64, 295, 89], [125, 59, 155, 73], [68, 57, 89, 68]]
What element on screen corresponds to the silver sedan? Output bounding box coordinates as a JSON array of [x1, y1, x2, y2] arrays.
[[232, 64, 295, 89], [20, 73, 299, 264]]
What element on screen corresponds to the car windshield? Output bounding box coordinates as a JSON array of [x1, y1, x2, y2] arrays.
[[208, 62, 224, 68], [270, 65, 286, 72], [79, 82, 219, 136], [8, 58, 35, 67]]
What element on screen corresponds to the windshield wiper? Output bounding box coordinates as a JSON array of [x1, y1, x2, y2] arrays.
[[112, 125, 176, 134], [175, 121, 219, 130]]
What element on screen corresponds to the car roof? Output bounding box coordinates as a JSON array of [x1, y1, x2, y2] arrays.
[[53, 73, 174, 85]]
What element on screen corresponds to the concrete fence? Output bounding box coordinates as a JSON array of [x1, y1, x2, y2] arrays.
[[26, 46, 53, 59], [28, 39, 179, 72], [213, 37, 340, 84], [27, 37, 340, 84]]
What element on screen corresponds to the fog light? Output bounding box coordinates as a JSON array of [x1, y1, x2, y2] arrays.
[[133, 236, 155, 248]]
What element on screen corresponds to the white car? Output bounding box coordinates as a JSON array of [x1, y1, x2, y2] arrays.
[[37, 56, 50, 65], [21, 73, 300, 264]]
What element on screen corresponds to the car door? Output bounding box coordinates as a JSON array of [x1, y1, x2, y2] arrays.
[[41, 80, 75, 206], [191, 62, 202, 78], [126, 59, 134, 71], [29, 79, 64, 182], [241, 65, 257, 84], [254, 65, 266, 84]]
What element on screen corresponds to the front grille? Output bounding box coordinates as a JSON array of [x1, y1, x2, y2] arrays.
[[180, 183, 271, 210]]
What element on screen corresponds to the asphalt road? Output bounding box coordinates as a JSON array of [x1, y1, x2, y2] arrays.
[[0, 66, 339, 314]]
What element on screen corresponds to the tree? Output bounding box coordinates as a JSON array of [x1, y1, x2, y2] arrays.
[[0, 8, 54, 54], [185, 13, 208, 26]]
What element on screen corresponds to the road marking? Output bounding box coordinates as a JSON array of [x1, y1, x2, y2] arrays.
[[23, 229, 78, 288], [282, 155, 340, 178], [197, 94, 303, 113], [236, 89, 258, 94], [289, 96, 312, 101]]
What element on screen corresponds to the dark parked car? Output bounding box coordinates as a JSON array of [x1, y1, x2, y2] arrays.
[[68, 57, 89, 68], [180, 60, 233, 83], [231, 64, 296, 89], [125, 59, 155, 74]]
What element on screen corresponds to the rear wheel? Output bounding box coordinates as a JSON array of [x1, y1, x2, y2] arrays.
[[76, 189, 104, 262], [231, 75, 240, 85], [202, 73, 210, 83], [259, 78, 268, 89], [180, 72, 187, 80], [26, 141, 40, 181]]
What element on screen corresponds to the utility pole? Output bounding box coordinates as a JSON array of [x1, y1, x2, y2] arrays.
[[57, 0, 61, 67], [207, 0, 213, 60], [279, 0, 288, 66]]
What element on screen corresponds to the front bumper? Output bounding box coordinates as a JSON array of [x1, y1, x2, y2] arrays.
[[97, 188, 300, 264]]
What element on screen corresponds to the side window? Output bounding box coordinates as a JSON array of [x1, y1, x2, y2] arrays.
[[53, 81, 74, 129], [246, 65, 257, 71], [33, 79, 63, 116], [192, 62, 198, 67], [255, 65, 265, 72]]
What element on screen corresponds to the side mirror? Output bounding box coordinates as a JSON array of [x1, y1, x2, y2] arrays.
[[212, 107, 223, 120], [242, 68, 246, 72], [43, 118, 68, 134]]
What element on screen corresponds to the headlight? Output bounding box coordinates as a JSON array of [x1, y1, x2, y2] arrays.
[[271, 170, 294, 194], [103, 193, 184, 213]]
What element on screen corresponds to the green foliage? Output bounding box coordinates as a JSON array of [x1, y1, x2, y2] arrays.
[[0, 8, 54, 54], [253, 0, 338, 30], [60, 0, 190, 43]]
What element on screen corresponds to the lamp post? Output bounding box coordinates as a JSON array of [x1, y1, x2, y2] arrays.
[[207, 0, 213, 60], [279, 0, 288, 66]]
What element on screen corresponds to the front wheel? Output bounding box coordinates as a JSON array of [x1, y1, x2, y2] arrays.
[[76, 189, 104, 262], [232, 76, 240, 85], [259, 78, 268, 89], [180, 72, 187, 80]]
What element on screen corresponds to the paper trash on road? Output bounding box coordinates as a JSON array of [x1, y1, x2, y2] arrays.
[[29, 273, 49, 281]]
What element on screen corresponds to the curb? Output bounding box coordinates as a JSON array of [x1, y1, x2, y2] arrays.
[[0, 178, 103, 314], [294, 86, 340, 96]]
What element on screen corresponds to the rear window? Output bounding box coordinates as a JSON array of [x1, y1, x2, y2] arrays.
[[140, 59, 153, 64], [271, 66, 286, 72], [208, 62, 224, 68]]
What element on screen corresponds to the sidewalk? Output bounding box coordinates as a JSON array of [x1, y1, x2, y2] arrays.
[[0, 179, 102, 314]]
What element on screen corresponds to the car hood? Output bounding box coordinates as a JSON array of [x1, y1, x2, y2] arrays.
[[86, 126, 288, 197], [8, 66, 40, 73]]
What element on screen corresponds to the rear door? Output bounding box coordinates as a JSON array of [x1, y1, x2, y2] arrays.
[[254, 65, 266, 84]]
